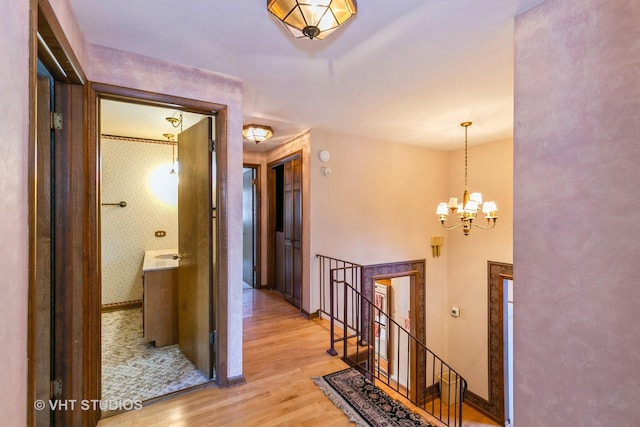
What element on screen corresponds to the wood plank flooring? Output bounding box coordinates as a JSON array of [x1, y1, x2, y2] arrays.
[[98, 287, 498, 427]]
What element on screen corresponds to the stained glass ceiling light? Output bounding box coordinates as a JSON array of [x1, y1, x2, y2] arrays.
[[242, 124, 274, 144], [267, 0, 357, 40]]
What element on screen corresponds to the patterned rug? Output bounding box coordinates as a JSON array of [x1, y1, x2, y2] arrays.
[[313, 368, 434, 427]]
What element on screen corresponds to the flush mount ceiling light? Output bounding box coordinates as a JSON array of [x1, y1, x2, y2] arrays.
[[267, 0, 357, 40], [242, 124, 274, 144], [436, 122, 498, 236]]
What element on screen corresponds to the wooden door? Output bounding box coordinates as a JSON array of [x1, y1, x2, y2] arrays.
[[283, 157, 302, 307], [31, 75, 53, 426], [178, 117, 214, 378]]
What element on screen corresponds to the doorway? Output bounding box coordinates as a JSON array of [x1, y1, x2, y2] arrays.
[[505, 278, 514, 426], [373, 276, 413, 386], [242, 165, 260, 288], [362, 260, 426, 403], [268, 154, 302, 307], [97, 95, 217, 410], [466, 261, 513, 424]]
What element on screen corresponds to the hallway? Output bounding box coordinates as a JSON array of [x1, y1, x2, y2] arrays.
[[98, 287, 497, 426]]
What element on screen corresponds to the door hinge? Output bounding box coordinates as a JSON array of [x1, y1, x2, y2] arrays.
[[51, 112, 63, 130], [209, 139, 216, 152], [210, 330, 216, 344], [50, 379, 62, 399]]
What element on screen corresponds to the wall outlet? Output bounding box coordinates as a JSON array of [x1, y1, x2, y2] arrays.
[[450, 306, 460, 317]]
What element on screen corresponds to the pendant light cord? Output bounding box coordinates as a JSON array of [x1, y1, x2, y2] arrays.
[[464, 124, 468, 191]]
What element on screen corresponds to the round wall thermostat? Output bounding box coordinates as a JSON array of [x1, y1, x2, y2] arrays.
[[318, 149, 330, 162]]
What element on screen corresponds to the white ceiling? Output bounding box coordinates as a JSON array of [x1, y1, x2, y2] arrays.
[[70, 0, 545, 151]]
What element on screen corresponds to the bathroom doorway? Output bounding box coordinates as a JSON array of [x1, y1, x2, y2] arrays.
[[99, 98, 216, 409]]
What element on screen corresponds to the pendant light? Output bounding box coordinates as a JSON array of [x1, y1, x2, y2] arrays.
[[436, 122, 498, 236]]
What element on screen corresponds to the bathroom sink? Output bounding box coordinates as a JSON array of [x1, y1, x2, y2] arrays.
[[143, 249, 180, 272]]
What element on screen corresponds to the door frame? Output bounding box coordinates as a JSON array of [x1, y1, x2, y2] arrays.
[[29, 2, 90, 425], [87, 83, 232, 401], [361, 260, 427, 403], [267, 151, 302, 295], [242, 164, 261, 288], [464, 261, 513, 424]]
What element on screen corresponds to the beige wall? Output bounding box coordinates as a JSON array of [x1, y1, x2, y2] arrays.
[[1, 1, 29, 424], [308, 129, 452, 358], [514, 0, 640, 424], [446, 137, 513, 399]]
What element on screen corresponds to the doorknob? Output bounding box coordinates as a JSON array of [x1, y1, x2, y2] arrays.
[[173, 254, 183, 261]]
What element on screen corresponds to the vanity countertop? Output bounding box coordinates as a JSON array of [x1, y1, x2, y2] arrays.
[[143, 249, 179, 272]]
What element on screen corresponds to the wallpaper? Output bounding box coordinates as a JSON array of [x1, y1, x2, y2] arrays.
[[101, 138, 179, 305]]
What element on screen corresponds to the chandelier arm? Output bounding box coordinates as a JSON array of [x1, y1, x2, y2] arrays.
[[471, 219, 498, 230], [439, 222, 462, 231]]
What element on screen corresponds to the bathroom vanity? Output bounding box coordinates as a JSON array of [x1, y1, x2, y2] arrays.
[[142, 249, 179, 347]]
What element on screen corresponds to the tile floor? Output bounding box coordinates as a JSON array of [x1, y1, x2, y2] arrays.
[[101, 308, 209, 403]]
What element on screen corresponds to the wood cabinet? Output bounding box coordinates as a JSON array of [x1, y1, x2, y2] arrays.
[[143, 268, 178, 347]]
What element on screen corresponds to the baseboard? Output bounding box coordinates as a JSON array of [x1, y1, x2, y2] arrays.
[[464, 390, 502, 424], [101, 299, 143, 312], [301, 308, 320, 319], [421, 383, 439, 403], [222, 375, 246, 387]]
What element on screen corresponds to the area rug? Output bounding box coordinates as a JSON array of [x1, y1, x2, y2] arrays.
[[313, 368, 434, 427]]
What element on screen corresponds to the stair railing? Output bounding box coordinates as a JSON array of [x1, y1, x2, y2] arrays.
[[317, 255, 362, 356], [317, 254, 467, 427]]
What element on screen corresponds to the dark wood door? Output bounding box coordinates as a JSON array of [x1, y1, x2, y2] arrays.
[[32, 75, 53, 426], [283, 157, 302, 307], [178, 117, 214, 378]]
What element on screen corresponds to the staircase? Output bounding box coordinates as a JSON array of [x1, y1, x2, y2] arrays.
[[317, 255, 467, 427]]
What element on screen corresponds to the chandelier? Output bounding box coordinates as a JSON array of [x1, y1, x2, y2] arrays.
[[267, 0, 357, 40], [242, 124, 274, 144], [436, 122, 498, 236]]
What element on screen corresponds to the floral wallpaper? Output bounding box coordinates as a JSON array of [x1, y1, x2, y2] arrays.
[[101, 137, 178, 305]]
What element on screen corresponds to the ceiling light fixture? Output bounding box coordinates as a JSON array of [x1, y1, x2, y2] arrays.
[[163, 133, 178, 175], [165, 113, 183, 175], [242, 124, 274, 144], [267, 0, 357, 40], [436, 122, 498, 236]]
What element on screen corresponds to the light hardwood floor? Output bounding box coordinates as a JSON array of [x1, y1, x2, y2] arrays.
[[98, 287, 498, 427]]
